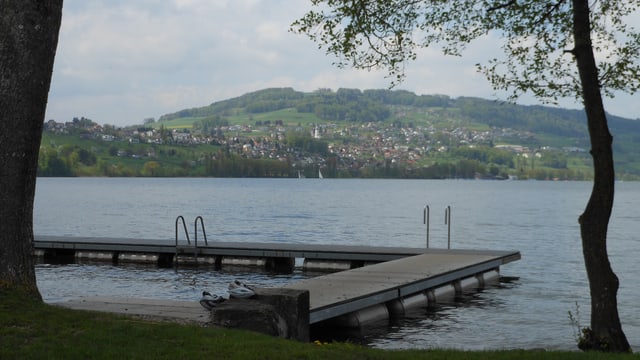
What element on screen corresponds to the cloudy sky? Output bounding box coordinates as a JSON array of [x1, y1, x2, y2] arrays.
[[45, 0, 640, 127]]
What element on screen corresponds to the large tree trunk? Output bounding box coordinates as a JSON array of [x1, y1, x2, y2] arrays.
[[572, 0, 630, 352], [0, 1, 63, 298]]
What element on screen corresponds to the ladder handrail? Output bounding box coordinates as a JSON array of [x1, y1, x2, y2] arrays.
[[175, 215, 190, 246], [445, 206, 451, 249], [175, 215, 192, 267], [175, 215, 209, 267], [423, 204, 430, 249], [194, 216, 208, 247], [421, 205, 452, 249]]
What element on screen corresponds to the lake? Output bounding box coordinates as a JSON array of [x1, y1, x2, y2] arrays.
[[33, 177, 640, 350]]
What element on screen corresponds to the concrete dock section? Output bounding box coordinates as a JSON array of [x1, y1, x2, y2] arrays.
[[283, 250, 519, 324]]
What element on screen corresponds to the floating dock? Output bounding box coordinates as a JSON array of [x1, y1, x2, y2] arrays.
[[34, 235, 432, 271], [283, 250, 519, 325], [42, 235, 520, 332]]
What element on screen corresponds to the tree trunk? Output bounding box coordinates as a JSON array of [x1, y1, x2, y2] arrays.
[[572, 0, 630, 352], [0, 1, 63, 298]]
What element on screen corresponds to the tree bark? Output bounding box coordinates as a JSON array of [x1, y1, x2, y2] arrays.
[[0, 1, 63, 298], [572, 0, 630, 352]]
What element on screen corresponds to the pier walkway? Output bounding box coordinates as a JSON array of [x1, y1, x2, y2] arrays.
[[44, 235, 520, 329], [284, 249, 519, 324], [34, 235, 428, 265]]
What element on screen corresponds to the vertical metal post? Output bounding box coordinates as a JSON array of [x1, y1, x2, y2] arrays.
[[445, 206, 451, 249], [423, 205, 430, 248]]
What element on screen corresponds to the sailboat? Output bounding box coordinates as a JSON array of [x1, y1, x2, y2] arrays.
[[318, 169, 323, 179]]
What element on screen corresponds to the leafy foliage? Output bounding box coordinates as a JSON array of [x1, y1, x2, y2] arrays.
[[291, 1, 640, 103], [192, 115, 229, 136]]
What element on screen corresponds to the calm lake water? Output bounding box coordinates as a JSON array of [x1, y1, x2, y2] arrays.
[[33, 178, 640, 350]]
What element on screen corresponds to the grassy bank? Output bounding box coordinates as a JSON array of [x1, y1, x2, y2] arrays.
[[1, 290, 636, 359]]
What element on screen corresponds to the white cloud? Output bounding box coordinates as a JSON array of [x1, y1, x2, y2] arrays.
[[46, 0, 640, 126]]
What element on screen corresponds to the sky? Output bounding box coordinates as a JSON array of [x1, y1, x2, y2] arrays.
[[45, 0, 640, 127]]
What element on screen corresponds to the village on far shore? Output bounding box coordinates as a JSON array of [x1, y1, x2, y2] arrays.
[[40, 88, 639, 180]]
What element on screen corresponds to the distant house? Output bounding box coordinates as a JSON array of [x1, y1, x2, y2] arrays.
[[173, 132, 191, 144], [495, 144, 527, 153], [563, 146, 587, 153], [45, 119, 66, 133]]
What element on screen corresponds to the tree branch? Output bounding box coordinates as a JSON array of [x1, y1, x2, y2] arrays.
[[488, 0, 516, 12], [536, 1, 568, 25]]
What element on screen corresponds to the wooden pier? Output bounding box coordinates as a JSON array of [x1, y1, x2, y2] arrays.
[[34, 235, 433, 270], [284, 250, 519, 324], [42, 235, 520, 332]]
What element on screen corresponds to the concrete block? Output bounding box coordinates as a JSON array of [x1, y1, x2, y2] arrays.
[[76, 251, 114, 262], [221, 256, 266, 267], [387, 292, 428, 316], [456, 276, 480, 293], [481, 269, 500, 286], [174, 255, 218, 266], [331, 304, 389, 328], [303, 259, 351, 272], [428, 284, 456, 304], [118, 252, 159, 264], [211, 288, 309, 342]]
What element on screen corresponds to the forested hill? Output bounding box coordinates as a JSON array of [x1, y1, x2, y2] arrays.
[[152, 87, 640, 179], [40, 87, 640, 179], [158, 87, 639, 141]]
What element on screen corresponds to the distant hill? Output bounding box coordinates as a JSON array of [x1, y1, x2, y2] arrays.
[[40, 88, 640, 179], [158, 87, 640, 148]]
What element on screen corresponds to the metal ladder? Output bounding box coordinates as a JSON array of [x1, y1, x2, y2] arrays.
[[423, 204, 452, 249], [175, 215, 208, 266]]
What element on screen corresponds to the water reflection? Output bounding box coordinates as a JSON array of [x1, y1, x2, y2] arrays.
[[309, 280, 521, 349], [364, 284, 523, 350]]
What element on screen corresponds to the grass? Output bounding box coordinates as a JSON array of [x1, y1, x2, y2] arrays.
[[155, 108, 327, 129], [151, 117, 200, 129], [226, 108, 325, 127], [1, 290, 638, 359]]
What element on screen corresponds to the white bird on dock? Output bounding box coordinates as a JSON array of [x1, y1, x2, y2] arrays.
[[199, 291, 225, 310], [228, 280, 256, 299], [228, 279, 252, 290]]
